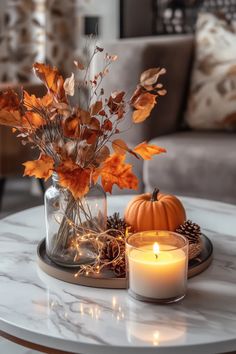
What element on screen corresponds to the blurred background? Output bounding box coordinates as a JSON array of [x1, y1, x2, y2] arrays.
[[1, 0, 236, 219]]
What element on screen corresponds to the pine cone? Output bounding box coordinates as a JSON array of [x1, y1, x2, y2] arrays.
[[176, 220, 201, 244], [111, 258, 126, 278], [107, 212, 128, 236], [101, 237, 126, 277], [102, 213, 129, 277], [101, 236, 125, 258], [102, 239, 119, 261], [176, 220, 202, 260]]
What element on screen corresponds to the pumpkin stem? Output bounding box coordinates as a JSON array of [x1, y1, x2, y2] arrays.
[[151, 188, 159, 202]]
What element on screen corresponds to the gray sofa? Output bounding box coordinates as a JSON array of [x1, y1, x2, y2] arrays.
[[97, 35, 236, 204]]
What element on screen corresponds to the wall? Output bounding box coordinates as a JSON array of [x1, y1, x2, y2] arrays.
[[121, 0, 154, 38], [79, 0, 120, 40], [0, 0, 120, 83]]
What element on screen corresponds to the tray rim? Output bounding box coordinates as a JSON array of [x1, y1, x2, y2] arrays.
[[37, 239, 127, 289], [37, 234, 213, 289]]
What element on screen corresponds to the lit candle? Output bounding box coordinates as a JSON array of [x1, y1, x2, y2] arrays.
[[126, 231, 188, 303]]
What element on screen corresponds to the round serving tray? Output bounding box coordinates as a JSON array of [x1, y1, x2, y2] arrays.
[[37, 234, 213, 289]]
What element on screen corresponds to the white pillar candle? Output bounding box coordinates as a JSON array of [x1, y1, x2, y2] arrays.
[[126, 231, 188, 303]]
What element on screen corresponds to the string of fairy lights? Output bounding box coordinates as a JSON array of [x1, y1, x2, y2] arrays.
[[54, 207, 127, 277]]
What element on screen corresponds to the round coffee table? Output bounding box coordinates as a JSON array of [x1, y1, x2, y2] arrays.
[[0, 195, 236, 354]]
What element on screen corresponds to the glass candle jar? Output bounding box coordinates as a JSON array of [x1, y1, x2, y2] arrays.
[[126, 231, 188, 304]]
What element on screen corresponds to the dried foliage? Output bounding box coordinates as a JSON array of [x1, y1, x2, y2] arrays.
[[133, 141, 167, 160], [23, 154, 54, 181], [0, 44, 167, 198]]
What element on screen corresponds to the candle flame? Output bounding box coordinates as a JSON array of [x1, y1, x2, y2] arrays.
[[153, 330, 160, 346], [153, 242, 160, 259]]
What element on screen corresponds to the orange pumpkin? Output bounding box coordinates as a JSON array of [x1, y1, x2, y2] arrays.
[[125, 188, 186, 232]]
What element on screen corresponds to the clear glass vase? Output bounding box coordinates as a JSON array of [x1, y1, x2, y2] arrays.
[[45, 173, 107, 267]]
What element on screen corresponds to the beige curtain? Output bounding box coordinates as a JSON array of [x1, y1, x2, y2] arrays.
[[0, 0, 46, 83], [0, 0, 81, 83], [46, 0, 82, 77]]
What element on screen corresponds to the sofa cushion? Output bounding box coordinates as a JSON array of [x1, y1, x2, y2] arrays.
[[185, 13, 236, 131], [96, 35, 194, 143], [95, 35, 194, 193], [143, 131, 236, 203]]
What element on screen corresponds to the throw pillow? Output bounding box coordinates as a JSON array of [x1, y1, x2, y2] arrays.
[[186, 13, 236, 131]]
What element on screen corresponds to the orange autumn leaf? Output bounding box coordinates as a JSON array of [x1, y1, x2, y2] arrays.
[[23, 155, 54, 181], [95, 145, 110, 165], [112, 139, 128, 155], [57, 159, 91, 199], [90, 100, 103, 115], [63, 116, 80, 138], [130, 87, 142, 106], [82, 127, 99, 144], [23, 91, 53, 110], [112, 139, 139, 159], [102, 119, 113, 131], [107, 91, 125, 114], [0, 91, 44, 129], [0, 109, 22, 127], [117, 105, 125, 119], [95, 153, 138, 193], [23, 111, 45, 129], [140, 68, 166, 91], [89, 117, 100, 130], [133, 141, 166, 160], [132, 92, 156, 123], [0, 90, 22, 127], [33, 63, 66, 101], [132, 108, 152, 123], [79, 109, 91, 124], [111, 91, 125, 103], [0, 89, 20, 110], [132, 92, 156, 110]]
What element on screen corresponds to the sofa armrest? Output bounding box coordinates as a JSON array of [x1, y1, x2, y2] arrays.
[[96, 35, 194, 144]]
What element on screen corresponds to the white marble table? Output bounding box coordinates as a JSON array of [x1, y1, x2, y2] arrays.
[[0, 196, 236, 354]]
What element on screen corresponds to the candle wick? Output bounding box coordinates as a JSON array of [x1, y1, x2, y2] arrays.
[[155, 254, 158, 260]]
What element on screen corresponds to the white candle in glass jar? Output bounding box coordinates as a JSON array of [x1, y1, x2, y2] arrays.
[[128, 242, 188, 300]]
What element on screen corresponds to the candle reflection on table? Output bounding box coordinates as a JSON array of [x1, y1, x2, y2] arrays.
[[126, 320, 186, 346]]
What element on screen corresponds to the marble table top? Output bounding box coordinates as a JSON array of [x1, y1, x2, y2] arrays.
[[0, 195, 236, 354]]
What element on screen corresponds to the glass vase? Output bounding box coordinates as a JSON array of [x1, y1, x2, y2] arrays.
[[45, 173, 107, 267]]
